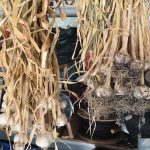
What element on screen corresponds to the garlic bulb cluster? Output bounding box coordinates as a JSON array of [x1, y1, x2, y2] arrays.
[[76, 0, 150, 119], [0, 0, 65, 150]]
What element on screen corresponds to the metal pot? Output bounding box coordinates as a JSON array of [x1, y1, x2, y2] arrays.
[[78, 110, 119, 140]]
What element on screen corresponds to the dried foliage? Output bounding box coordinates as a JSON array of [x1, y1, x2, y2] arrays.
[[0, 0, 69, 149]]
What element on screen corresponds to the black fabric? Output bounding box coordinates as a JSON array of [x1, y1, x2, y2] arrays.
[[54, 27, 81, 65], [79, 115, 119, 140], [125, 112, 150, 145]]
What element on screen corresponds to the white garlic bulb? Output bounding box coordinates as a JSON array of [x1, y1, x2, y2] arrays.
[[114, 52, 131, 67], [14, 143, 24, 150], [14, 134, 28, 144], [0, 113, 14, 126], [133, 86, 149, 99], [11, 121, 21, 133], [35, 134, 51, 148], [60, 100, 67, 110], [96, 86, 113, 100], [56, 113, 68, 127], [0, 113, 7, 126]]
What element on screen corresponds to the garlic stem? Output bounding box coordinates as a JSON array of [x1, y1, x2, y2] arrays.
[[57, 103, 62, 116], [131, 23, 136, 60], [138, 19, 144, 85], [105, 1, 121, 87], [41, 50, 49, 69], [41, 49, 49, 132], [121, 1, 133, 53]]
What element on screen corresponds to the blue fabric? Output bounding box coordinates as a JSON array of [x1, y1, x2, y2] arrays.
[[0, 141, 38, 150], [0, 141, 10, 150]]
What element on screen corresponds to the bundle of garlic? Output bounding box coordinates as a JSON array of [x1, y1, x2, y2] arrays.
[[0, 0, 68, 149], [75, 0, 150, 118]]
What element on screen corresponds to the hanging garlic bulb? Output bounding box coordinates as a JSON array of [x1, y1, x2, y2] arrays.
[[114, 52, 131, 68], [130, 60, 143, 72], [14, 143, 24, 150], [3, 93, 7, 101], [1, 101, 15, 112], [35, 133, 52, 148], [96, 86, 114, 100], [11, 121, 21, 133], [0, 113, 14, 127], [60, 99, 67, 110], [14, 134, 28, 144], [56, 113, 68, 127], [133, 86, 149, 99], [0, 113, 8, 126]]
